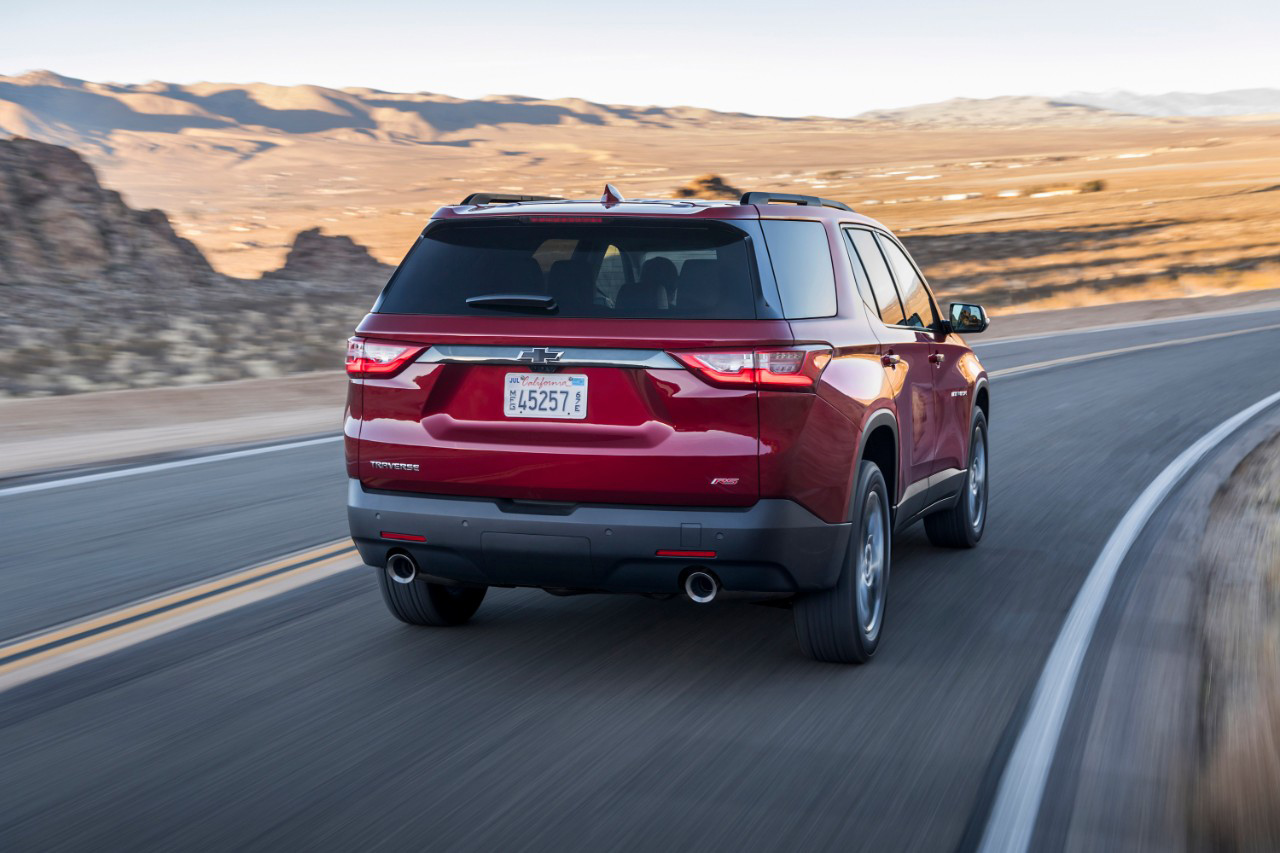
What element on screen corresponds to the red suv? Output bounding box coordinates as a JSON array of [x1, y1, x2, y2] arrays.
[[345, 188, 990, 663]]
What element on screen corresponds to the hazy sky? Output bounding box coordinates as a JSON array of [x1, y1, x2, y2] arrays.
[[7, 0, 1277, 116]]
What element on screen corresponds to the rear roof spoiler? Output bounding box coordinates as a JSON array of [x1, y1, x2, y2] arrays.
[[739, 191, 853, 212], [459, 193, 565, 205]]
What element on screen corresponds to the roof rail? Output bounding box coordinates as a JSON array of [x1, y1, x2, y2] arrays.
[[459, 193, 565, 206], [739, 191, 853, 212]]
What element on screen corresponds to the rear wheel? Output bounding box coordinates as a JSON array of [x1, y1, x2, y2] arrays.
[[924, 410, 988, 548], [794, 461, 890, 664], [377, 567, 486, 626]]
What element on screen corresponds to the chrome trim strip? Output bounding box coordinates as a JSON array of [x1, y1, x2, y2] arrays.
[[417, 345, 682, 369]]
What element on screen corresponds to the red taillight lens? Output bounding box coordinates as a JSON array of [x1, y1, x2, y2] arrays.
[[671, 347, 831, 390], [671, 350, 758, 385], [345, 337, 425, 378]]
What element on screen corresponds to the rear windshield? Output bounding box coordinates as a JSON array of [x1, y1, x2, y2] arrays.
[[376, 221, 762, 319]]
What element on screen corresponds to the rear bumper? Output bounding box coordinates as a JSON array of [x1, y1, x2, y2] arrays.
[[347, 480, 849, 595]]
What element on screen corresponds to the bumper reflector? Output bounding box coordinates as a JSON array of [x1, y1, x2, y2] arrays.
[[656, 549, 716, 558], [382, 532, 426, 542]]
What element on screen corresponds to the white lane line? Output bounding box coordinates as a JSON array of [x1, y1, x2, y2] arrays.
[[977, 387, 1280, 853], [0, 435, 343, 498], [0, 554, 363, 694], [974, 300, 1280, 348], [989, 322, 1280, 379]]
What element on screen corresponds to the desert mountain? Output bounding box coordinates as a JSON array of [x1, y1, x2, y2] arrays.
[[853, 95, 1135, 126], [5, 72, 1276, 156], [0, 70, 777, 155], [1059, 88, 1280, 117], [856, 90, 1280, 125]]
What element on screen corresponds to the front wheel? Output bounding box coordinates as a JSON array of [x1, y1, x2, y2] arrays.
[[377, 566, 486, 626], [794, 461, 890, 664], [924, 409, 988, 548]]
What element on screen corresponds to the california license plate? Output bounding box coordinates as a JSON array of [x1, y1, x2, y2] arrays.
[[504, 373, 588, 419]]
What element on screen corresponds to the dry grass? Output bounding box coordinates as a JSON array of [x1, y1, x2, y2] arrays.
[[84, 116, 1280, 315], [983, 265, 1280, 316], [1196, 433, 1280, 851]]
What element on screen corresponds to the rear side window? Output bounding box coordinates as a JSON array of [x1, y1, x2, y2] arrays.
[[376, 221, 760, 319], [846, 229, 904, 326], [875, 235, 937, 330], [760, 220, 837, 319]]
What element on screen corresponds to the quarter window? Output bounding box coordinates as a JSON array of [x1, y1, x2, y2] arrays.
[[760, 220, 837, 319], [846, 229, 904, 326], [876, 235, 937, 330]]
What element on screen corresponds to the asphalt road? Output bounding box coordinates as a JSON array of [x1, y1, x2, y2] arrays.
[[3, 304, 1280, 851]]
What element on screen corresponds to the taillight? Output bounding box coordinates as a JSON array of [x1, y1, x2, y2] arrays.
[[671, 351, 757, 386], [671, 347, 832, 390], [345, 337, 425, 378]]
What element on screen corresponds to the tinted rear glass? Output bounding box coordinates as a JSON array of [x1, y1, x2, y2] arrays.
[[759, 220, 837, 319], [376, 221, 760, 319]]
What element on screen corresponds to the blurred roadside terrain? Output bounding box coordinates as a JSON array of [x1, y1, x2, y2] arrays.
[[2, 70, 1279, 396], [1196, 432, 1280, 850]]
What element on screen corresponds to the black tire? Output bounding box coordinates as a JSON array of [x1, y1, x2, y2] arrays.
[[794, 461, 890, 664], [377, 568, 486, 626], [924, 410, 988, 549]]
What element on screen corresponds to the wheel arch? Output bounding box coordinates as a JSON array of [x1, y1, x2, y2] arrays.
[[856, 407, 899, 519], [974, 376, 990, 424]]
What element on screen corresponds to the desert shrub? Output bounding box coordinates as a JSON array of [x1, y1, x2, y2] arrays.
[[674, 174, 741, 200]]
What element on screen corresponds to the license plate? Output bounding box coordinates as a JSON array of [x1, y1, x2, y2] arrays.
[[504, 373, 588, 419]]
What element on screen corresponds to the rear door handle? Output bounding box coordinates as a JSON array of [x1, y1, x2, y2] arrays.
[[929, 353, 946, 365], [881, 353, 901, 367]]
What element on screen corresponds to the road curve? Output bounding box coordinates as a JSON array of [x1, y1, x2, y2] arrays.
[[2, 305, 1280, 851]]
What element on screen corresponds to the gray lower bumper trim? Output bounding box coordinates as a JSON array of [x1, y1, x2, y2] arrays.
[[347, 480, 849, 594]]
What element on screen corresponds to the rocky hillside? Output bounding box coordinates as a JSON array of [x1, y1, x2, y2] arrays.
[[0, 138, 387, 396], [264, 227, 392, 284], [0, 137, 214, 287]]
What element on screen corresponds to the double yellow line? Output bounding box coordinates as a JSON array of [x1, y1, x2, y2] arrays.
[[0, 540, 359, 683]]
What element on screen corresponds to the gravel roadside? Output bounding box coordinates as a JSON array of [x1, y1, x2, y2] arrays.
[[1195, 432, 1280, 851]]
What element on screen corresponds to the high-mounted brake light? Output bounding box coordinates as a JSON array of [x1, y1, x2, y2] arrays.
[[345, 337, 425, 378], [670, 347, 832, 391], [521, 215, 604, 223]]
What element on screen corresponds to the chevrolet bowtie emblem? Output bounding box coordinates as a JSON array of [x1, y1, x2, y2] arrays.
[[517, 347, 565, 365]]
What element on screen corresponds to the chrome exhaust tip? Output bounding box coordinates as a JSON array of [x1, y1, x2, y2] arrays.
[[387, 553, 418, 585], [684, 571, 719, 604]]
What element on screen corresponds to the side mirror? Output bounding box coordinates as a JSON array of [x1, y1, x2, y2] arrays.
[[948, 302, 989, 334]]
